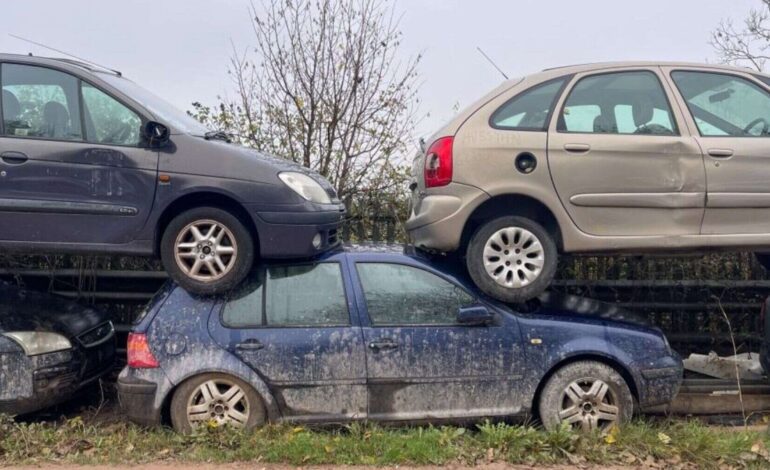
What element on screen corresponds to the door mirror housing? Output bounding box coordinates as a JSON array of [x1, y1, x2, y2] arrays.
[[144, 121, 170, 148], [457, 305, 495, 326]]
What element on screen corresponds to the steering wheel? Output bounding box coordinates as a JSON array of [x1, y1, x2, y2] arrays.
[[743, 117, 769, 136]]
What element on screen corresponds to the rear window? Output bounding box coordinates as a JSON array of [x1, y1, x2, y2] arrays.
[[490, 77, 568, 131]]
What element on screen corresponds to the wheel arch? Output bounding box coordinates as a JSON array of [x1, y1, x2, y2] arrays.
[[161, 368, 282, 424], [460, 193, 564, 252], [154, 191, 259, 256], [529, 353, 640, 422]]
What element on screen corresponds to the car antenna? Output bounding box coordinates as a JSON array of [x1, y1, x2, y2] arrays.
[[8, 34, 122, 77], [476, 46, 508, 80]]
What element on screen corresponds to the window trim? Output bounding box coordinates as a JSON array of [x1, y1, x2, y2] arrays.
[[220, 261, 352, 329], [555, 69, 681, 137], [489, 74, 572, 132], [354, 261, 478, 328], [0, 60, 150, 148], [671, 69, 770, 139]]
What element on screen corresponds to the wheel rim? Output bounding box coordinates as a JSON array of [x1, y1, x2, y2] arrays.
[[558, 377, 619, 432], [482, 227, 544, 288], [187, 378, 250, 428], [174, 219, 238, 282]]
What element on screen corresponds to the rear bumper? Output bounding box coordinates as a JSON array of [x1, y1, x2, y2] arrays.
[[250, 203, 346, 258], [117, 367, 174, 426], [406, 183, 488, 253]]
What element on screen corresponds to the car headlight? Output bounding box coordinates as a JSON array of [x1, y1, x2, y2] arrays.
[[279, 172, 332, 204], [3, 332, 72, 356]]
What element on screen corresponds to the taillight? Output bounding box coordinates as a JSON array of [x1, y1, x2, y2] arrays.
[[424, 136, 454, 188], [127, 333, 159, 368]]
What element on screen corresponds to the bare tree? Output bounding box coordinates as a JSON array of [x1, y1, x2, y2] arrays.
[[192, 0, 421, 208], [712, 0, 770, 71]]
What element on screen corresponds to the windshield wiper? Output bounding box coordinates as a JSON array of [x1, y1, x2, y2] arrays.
[[204, 131, 232, 143]]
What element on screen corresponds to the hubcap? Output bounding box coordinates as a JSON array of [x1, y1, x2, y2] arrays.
[[558, 378, 619, 432], [482, 227, 544, 288], [174, 219, 238, 282], [187, 379, 249, 428]]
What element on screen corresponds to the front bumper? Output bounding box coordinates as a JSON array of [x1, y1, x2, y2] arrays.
[[635, 354, 684, 409], [0, 340, 115, 415], [250, 202, 346, 258], [406, 183, 488, 253]]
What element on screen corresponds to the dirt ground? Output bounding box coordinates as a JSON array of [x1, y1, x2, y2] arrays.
[[8, 465, 646, 470]]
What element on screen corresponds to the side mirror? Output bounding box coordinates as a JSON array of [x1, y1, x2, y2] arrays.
[[457, 305, 495, 326], [144, 121, 170, 148]]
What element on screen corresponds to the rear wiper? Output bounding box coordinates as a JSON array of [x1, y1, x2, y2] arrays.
[[204, 131, 232, 143]]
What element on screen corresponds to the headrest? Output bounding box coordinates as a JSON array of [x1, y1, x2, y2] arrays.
[[631, 96, 653, 128], [2, 90, 20, 120]]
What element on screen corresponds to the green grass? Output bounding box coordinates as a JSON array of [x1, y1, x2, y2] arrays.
[[2, 415, 770, 468]]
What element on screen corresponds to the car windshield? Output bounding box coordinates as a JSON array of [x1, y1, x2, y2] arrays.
[[96, 72, 210, 136]]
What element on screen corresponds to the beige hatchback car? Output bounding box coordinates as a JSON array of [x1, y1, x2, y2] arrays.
[[407, 61, 770, 302]]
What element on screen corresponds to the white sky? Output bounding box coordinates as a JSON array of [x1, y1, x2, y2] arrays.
[[0, 0, 759, 139]]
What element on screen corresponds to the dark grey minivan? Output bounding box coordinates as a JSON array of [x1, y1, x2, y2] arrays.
[[0, 54, 345, 293]]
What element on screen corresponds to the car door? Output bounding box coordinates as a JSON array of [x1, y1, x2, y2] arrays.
[[207, 261, 368, 422], [547, 68, 706, 236], [665, 68, 770, 235], [350, 258, 525, 421], [0, 62, 157, 244]]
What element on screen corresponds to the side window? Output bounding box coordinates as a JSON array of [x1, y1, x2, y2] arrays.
[[558, 71, 677, 135], [265, 264, 348, 326], [356, 263, 475, 326], [82, 83, 142, 146], [1, 63, 83, 140], [222, 264, 348, 328], [490, 77, 567, 131], [672, 71, 770, 137]]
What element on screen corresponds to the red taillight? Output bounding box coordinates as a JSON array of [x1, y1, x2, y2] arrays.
[[127, 333, 159, 369], [424, 136, 454, 188]]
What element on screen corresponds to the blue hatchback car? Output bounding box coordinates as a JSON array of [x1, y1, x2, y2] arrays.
[[118, 247, 681, 433]]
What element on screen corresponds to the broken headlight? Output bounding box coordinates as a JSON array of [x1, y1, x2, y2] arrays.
[[2, 332, 72, 356]]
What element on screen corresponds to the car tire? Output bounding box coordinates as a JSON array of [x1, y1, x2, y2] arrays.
[[466, 216, 557, 303], [160, 206, 254, 295], [538, 361, 633, 433], [170, 372, 266, 433]]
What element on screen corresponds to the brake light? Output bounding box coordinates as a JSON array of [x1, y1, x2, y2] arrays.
[[424, 136, 454, 188], [127, 333, 159, 368]]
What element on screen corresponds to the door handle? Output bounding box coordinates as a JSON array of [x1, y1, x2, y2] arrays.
[[368, 339, 399, 351], [235, 340, 265, 351], [563, 143, 591, 153], [707, 148, 734, 158], [0, 152, 28, 165]]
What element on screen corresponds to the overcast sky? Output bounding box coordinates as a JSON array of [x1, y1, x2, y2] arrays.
[[0, 0, 759, 139]]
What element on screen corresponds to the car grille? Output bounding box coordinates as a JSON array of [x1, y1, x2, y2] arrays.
[[328, 228, 339, 246], [82, 338, 116, 380], [77, 322, 115, 348]]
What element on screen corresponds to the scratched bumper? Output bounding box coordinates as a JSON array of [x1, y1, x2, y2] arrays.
[[635, 355, 683, 408], [117, 367, 174, 426]]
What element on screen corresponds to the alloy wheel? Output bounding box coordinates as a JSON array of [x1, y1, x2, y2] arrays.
[[174, 219, 238, 282], [558, 378, 619, 432], [186, 378, 250, 428], [482, 226, 545, 288]]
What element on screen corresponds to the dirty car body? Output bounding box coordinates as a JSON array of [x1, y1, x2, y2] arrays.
[[0, 282, 115, 415], [118, 247, 681, 428]]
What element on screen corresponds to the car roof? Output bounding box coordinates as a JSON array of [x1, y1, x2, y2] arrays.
[[523, 60, 769, 83], [0, 53, 120, 76]]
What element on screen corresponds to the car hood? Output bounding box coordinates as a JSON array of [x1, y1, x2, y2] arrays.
[[176, 136, 338, 198], [0, 283, 109, 338], [518, 292, 652, 328]]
